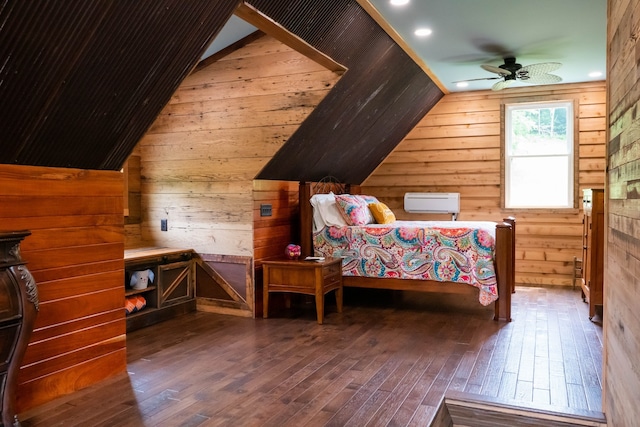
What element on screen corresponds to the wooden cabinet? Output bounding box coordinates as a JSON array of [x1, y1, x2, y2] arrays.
[[0, 231, 38, 427], [581, 189, 604, 320], [263, 258, 343, 324], [124, 248, 196, 332]]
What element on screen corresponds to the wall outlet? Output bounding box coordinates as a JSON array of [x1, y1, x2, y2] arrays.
[[161, 219, 168, 231], [260, 204, 272, 217]]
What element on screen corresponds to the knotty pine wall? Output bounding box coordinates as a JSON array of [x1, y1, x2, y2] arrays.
[[363, 81, 607, 287], [0, 164, 126, 412], [134, 35, 339, 299], [604, 1, 640, 424]]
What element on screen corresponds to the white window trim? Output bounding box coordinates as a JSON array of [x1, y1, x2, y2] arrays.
[[502, 100, 578, 210]]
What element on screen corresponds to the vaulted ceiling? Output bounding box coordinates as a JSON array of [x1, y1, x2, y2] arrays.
[[250, 0, 442, 184], [0, 0, 443, 184], [363, 0, 606, 93], [0, 0, 239, 170]]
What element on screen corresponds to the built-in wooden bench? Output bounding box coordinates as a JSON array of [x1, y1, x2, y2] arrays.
[[124, 247, 196, 332]]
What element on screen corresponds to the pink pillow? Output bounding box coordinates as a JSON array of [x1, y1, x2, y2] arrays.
[[334, 194, 374, 225]]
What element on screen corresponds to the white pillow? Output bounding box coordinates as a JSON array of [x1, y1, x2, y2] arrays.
[[310, 193, 336, 232], [317, 196, 348, 227]]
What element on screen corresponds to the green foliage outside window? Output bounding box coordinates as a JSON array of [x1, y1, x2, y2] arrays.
[[505, 101, 574, 209], [510, 107, 569, 155]]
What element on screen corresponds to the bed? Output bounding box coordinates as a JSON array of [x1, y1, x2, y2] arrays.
[[299, 180, 515, 321]]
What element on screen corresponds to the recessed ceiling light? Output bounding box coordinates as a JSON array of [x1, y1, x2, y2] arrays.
[[390, 0, 409, 5], [588, 71, 603, 78], [456, 82, 469, 88], [414, 28, 432, 37]]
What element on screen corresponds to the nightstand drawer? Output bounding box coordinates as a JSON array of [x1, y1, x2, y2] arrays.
[[323, 261, 342, 279]]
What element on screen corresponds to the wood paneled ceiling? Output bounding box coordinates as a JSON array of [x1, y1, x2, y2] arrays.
[[0, 0, 442, 184]]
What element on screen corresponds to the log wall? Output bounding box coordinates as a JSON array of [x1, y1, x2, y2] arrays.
[[0, 164, 126, 412], [604, 1, 640, 425], [136, 35, 338, 256], [363, 82, 607, 287]]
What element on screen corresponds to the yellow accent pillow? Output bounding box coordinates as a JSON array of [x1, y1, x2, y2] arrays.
[[368, 202, 396, 224]]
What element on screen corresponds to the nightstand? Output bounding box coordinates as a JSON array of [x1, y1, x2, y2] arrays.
[[263, 258, 343, 324]]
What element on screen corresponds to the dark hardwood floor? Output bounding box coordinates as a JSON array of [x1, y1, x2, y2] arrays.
[[20, 286, 603, 426]]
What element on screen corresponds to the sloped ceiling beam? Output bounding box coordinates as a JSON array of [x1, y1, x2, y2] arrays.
[[235, 3, 347, 74], [251, 0, 444, 185]]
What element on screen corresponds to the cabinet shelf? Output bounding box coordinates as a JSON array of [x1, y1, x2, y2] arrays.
[[125, 306, 156, 318], [125, 285, 157, 297], [124, 247, 196, 332]]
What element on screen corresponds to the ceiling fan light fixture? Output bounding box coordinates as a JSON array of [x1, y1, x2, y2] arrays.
[[589, 71, 603, 78], [471, 57, 563, 90], [456, 81, 469, 88], [390, 0, 409, 6]]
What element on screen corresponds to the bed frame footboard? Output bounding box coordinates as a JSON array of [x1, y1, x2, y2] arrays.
[[494, 218, 515, 322]]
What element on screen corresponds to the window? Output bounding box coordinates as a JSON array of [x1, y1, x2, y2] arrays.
[[504, 101, 575, 209]]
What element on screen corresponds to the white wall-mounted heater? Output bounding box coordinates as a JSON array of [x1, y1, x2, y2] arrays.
[[404, 192, 461, 220]]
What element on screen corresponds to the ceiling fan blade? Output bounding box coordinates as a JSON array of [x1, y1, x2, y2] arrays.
[[523, 73, 563, 84], [518, 62, 562, 77], [452, 76, 502, 83], [481, 64, 512, 76], [491, 80, 515, 91]]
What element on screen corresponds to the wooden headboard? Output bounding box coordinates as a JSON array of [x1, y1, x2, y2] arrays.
[[299, 177, 358, 258]]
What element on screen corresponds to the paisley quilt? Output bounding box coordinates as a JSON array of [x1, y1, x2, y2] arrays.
[[313, 221, 499, 305]]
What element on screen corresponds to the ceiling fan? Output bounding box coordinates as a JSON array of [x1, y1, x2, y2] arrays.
[[458, 57, 562, 90]]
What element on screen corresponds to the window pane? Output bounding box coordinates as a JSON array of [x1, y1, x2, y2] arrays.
[[508, 157, 570, 208], [510, 107, 569, 156], [504, 100, 574, 210]]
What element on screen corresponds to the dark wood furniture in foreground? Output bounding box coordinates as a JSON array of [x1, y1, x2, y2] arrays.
[[0, 231, 38, 427], [580, 188, 605, 320], [124, 247, 196, 332], [263, 258, 343, 324], [299, 181, 515, 322]]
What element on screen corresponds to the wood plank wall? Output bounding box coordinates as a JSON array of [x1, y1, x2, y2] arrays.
[[135, 35, 340, 315], [253, 179, 299, 317], [253, 180, 299, 267], [124, 147, 142, 248], [0, 164, 126, 412], [363, 82, 607, 287], [604, 1, 640, 425], [135, 34, 339, 255]]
